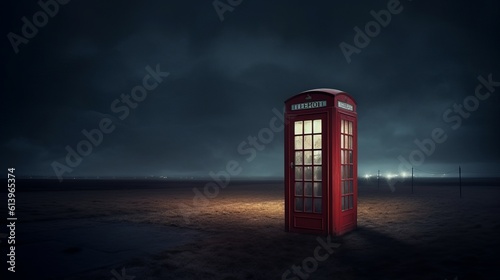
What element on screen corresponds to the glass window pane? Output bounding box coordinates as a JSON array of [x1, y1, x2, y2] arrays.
[[341, 196, 345, 210], [341, 150, 345, 164], [314, 166, 322, 181], [304, 182, 312, 196], [313, 119, 322, 134], [349, 165, 353, 178], [294, 121, 303, 135], [349, 181, 353, 193], [314, 198, 322, 213], [304, 198, 312, 212], [294, 136, 303, 150], [304, 151, 312, 165], [295, 182, 303, 196], [313, 151, 322, 164], [304, 120, 312, 134], [304, 135, 312, 149], [341, 134, 344, 148], [295, 198, 303, 212], [313, 182, 322, 197], [295, 151, 303, 165], [313, 134, 322, 149], [349, 121, 353, 135], [341, 120, 345, 134], [341, 166, 346, 179], [295, 167, 303, 180], [304, 167, 312, 181], [349, 150, 353, 164]]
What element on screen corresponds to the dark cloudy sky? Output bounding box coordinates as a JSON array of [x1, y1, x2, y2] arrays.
[[1, 0, 499, 179]]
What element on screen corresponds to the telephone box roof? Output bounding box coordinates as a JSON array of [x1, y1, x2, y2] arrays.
[[286, 88, 357, 105]]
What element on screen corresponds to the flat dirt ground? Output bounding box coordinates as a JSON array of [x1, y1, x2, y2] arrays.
[[7, 180, 500, 279]]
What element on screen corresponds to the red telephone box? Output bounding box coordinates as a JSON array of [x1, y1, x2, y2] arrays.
[[284, 88, 357, 235]]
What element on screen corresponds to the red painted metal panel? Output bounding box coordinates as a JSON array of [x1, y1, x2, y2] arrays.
[[294, 216, 324, 230]]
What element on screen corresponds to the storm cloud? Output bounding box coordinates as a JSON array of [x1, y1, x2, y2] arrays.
[[1, 0, 499, 179]]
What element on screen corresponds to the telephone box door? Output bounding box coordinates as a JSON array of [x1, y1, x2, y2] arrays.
[[287, 113, 328, 234], [338, 114, 357, 234]]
